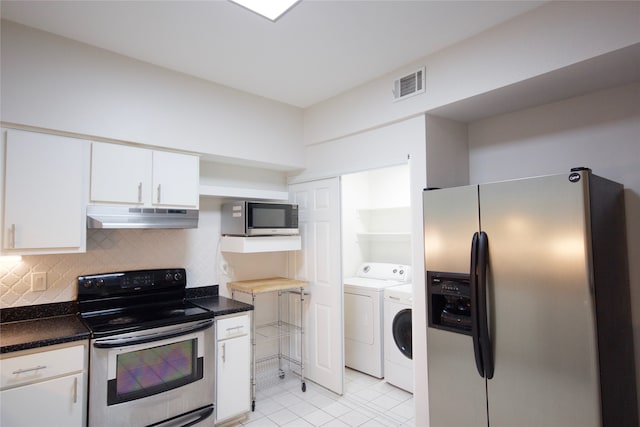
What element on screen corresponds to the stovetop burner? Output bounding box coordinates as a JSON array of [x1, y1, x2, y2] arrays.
[[77, 268, 212, 337]]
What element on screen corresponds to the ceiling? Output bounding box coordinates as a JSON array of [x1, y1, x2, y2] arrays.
[[0, 0, 545, 108]]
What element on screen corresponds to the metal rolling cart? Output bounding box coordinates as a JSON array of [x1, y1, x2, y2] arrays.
[[228, 277, 309, 411]]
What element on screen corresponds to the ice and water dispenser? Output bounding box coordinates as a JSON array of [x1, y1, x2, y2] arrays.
[[427, 271, 472, 334]]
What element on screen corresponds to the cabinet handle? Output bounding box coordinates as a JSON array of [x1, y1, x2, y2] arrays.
[[222, 343, 226, 362], [138, 182, 142, 203], [12, 365, 47, 375], [73, 377, 78, 403], [8, 224, 15, 249], [157, 184, 161, 204]]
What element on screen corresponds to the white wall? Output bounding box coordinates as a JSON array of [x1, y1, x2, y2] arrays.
[[290, 116, 425, 184], [304, 1, 640, 145], [425, 115, 469, 189], [0, 20, 304, 170], [468, 82, 640, 415]]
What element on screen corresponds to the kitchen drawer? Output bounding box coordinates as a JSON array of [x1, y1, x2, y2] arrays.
[[217, 314, 250, 340], [1, 344, 84, 389]]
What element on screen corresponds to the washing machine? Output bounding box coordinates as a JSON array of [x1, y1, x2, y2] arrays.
[[344, 263, 411, 378], [384, 283, 413, 392]]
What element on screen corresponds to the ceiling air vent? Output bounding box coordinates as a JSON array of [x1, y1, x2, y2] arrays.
[[392, 67, 425, 102]]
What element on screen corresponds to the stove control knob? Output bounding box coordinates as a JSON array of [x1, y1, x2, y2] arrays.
[[96, 279, 104, 287], [165, 271, 183, 282], [83, 280, 92, 288]]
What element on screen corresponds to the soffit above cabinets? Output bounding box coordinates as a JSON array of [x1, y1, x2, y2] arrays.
[[428, 43, 640, 123]]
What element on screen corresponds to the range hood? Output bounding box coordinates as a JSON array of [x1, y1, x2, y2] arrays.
[[87, 205, 198, 229]]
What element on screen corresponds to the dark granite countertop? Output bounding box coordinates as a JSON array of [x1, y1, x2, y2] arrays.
[[186, 285, 253, 316], [189, 296, 253, 317], [189, 295, 254, 316], [0, 314, 90, 354], [1, 286, 250, 354]]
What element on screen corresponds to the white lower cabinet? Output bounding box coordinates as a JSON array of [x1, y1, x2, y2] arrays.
[[216, 313, 251, 424], [0, 343, 87, 427], [1, 373, 85, 427]]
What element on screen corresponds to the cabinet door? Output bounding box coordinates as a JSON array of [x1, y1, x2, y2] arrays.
[[216, 335, 250, 422], [152, 151, 199, 208], [0, 373, 85, 427], [90, 142, 151, 205], [3, 129, 87, 253]]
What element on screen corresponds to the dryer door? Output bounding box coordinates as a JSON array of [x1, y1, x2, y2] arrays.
[[392, 309, 412, 359]]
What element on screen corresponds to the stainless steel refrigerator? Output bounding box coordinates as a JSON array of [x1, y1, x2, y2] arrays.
[[423, 168, 637, 427]]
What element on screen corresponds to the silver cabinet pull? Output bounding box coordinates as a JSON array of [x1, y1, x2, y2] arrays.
[[137, 182, 142, 203], [72, 377, 78, 403], [12, 365, 47, 375], [222, 343, 226, 362], [157, 184, 161, 204], [8, 224, 16, 248]]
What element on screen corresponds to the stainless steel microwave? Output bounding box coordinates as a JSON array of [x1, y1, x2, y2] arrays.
[[221, 201, 299, 236]]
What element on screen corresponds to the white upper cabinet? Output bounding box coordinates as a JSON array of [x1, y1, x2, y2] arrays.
[[1, 129, 88, 255], [90, 142, 199, 209], [90, 143, 151, 205], [152, 150, 199, 208]]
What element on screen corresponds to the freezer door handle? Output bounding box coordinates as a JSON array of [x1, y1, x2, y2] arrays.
[[470, 232, 484, 377], [478, 231, 494, 379]]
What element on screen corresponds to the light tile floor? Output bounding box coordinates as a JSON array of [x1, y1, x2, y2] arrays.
[[228, 368, 415, 427]]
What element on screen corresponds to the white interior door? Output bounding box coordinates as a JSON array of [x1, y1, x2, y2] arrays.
[[289, 177, 343, 394]]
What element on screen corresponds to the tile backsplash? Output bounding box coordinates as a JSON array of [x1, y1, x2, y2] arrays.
[[1, 199, 224, 308]]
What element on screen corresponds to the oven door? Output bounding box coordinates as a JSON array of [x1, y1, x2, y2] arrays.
[[88, 320, 214, 427]]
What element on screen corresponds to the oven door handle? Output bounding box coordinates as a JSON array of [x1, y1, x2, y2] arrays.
[[148, 405, 214, 427], [93, 320, 213, 349]]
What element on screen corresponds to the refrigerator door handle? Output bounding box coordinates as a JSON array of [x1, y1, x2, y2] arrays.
[[478, 231, 495, 379], [470, 232, 484, 377]]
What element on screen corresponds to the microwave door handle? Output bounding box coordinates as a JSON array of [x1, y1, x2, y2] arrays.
[[93, 320, 213, 349]]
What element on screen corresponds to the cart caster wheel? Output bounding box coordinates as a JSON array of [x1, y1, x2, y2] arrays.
[[302, 382, 306, 392], [279, 371, 285, 380], [252, 401, 256, 412]]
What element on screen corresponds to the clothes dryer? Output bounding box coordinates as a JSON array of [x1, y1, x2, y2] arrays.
[[344, 263, 411, 378], [384, 283, 413, 392]]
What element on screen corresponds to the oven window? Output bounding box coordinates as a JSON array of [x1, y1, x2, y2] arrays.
[[107, 338, 203, 405]]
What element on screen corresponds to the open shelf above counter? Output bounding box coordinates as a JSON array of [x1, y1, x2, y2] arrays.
[[199, 185, 289, 201], [220, 235, 301, 253]]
